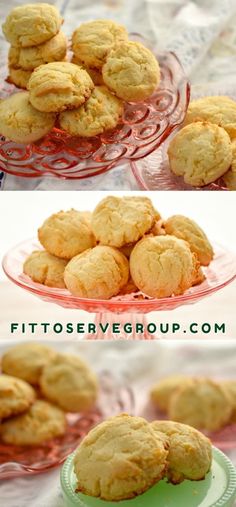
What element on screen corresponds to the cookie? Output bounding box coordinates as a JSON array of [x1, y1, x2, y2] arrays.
[[0, 91, 55, 143], [59, 85, 123, 137], [192, 266, 206, 286], [168, 122, 232, 186], [91, 196, 159, 248], [74, 413, 169, 501], [0, 374, 35, 420], [0, 400, 66, 445], [164, 215, 214, 266], [72, 19, 128, 70], [23, 250, 68, 288], [130, 235, 197, 298], [8, 66, 32, 88], [2, 342, 56, 385], [71, 55, 104, 85], [2, 3, 63, 47], [168, 378, 233, 431], [118, 276, 138, 295], [223, 141, 236, 190], [38, 209, 96, 260], [119, 243, 136, 259], [184, 96, 236, 139], [221, 381, 236, 422], [150, 376, 192, 412], [64, 245, 129, 299], [40, 353, 98, 412], [151, 421, 212, 484], [28, 62, 94, 113], [8, 31, 67, 71], [102, 41, 160, 102]]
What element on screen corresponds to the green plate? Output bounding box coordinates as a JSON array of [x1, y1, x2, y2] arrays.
[[61, 447, 236, 507]]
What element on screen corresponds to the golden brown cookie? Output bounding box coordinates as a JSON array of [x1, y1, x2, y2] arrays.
[[91, 196, 159, 248], [223, 140, 236, 190], [221, 380, 236, 422], [0, 400, 66, 445], [118, 276, 138, 295], [151, 420, 212, 484], [72, 19, 128, 70], [168, 122, 232, 187], [59, 85, 123, 137], [164, 215, 214, 266], [40, 353, 98, 412], [168, 378, 233, 431], [184, 96, 236, 139], [150, 376, 193, 413], [64, 245, 129, 299], [71, 55, 104, 85], [8, 31, 67, 71], [28, 62, 94, 113], [0, 91, 55, 143], [38, 209, 96, 260], [130, 235, 197, 298], [0, 374, 35, 420], [2, 342, 56, 385], [23, 250, 67, 288], [74, 413, 169, 501], [102, 41, 160, 102], [2, 3, 63, 47], [7, 66, 32, 88]]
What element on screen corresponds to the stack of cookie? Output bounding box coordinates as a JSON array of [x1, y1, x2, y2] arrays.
[[2, 3, 66, 89], [22, 195, 214, 300], [168, 96, 236, 189], [151, 375, 236, 431], [0, 342, 98, 446], [73, 414, 212, 500]]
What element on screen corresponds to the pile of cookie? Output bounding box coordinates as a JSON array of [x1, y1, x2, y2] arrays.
[[0, 342, 98, 445], [168, 96, 236, 189], [23, 195, 213, 300], [73, 413, 212, 501], [151, 375, 236, 432], [0, 4, 160, 144]]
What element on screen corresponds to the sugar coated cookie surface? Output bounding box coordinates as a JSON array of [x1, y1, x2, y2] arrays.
[[150, 376, 192, 412], [184, 96, 236, 139], [59, 85, 123, 137], [0, 91, 55, 143], [130, 235, 197, 298], [74, 414, 169, 501], [2, 342, 56, 385], [102, 41, 160, 102], [164, 215, 214, 266], [151, 421, 212, 484], [40, 353, 98, 412], [28, 62, 94, 113], [72, 19, 128, 70], [64, 245, 129, 299], [0, 374, 35, 420], [223, 141, 236, 190], [8, 66, 32, 88], [2, 3, 63, 47], [8, 31, 67, 71], [91, 196, 159, 247], [38, 209, 96, 259], [168, 122, 232, 186], [169, 378, 233, 431], [23, 250, 68, 288], [0, 400, 66, 445]]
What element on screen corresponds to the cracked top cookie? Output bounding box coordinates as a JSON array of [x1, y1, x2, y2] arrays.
[[184, 96, 236, 139], [0, 374, 35, 420], [28, 62, 94, 113], [59, 85, 123, 137], [102, 41, 160, 102], [74, 413, 169, 501], [168, 121, 232, 187], [72, 19, 128, 70], [2, 3, 63, 47], [223, 140, 236, 190], [23, 250, 68, 288], [2, 342, 56, 385], [8, 31, 67, 71]]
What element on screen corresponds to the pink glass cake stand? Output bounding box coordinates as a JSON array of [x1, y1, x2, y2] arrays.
[[0, 371, 134, 479], [0, 44, 190, 179], [2, 239, 236, 340]]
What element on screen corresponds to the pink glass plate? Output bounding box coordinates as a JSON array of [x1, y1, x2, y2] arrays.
[[2, 239, 236, 314], [0, 371, 134, 479], [0, 43, 190, 179]]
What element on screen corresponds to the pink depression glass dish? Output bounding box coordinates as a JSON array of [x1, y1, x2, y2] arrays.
[[0, 371, 134, 479], [2, 239, 236, 340], [0, 40, 190, 179]]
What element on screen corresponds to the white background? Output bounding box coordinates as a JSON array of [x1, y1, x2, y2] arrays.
[[0, 190, 235, 280]]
